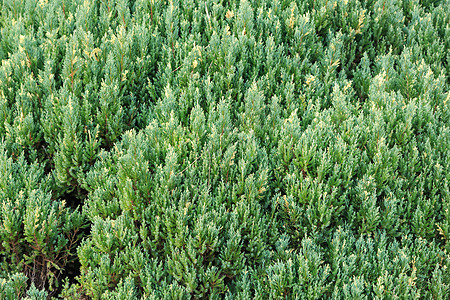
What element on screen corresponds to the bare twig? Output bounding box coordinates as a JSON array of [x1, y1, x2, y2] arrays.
[[176, 156, 200, 176]]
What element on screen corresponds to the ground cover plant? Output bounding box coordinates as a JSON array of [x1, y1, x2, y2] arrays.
[[0, 0, 449, 298]]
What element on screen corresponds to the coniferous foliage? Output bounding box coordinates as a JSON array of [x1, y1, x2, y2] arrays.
[[0, 0, 449, 299]]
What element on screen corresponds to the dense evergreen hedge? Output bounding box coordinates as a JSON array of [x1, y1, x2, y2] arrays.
[[0, 0, 449, 298]]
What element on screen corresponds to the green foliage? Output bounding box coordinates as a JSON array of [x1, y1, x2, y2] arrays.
[[0, 144, 84, 296], [0, 0, 449, 298], [0, 273, 28, 300]]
